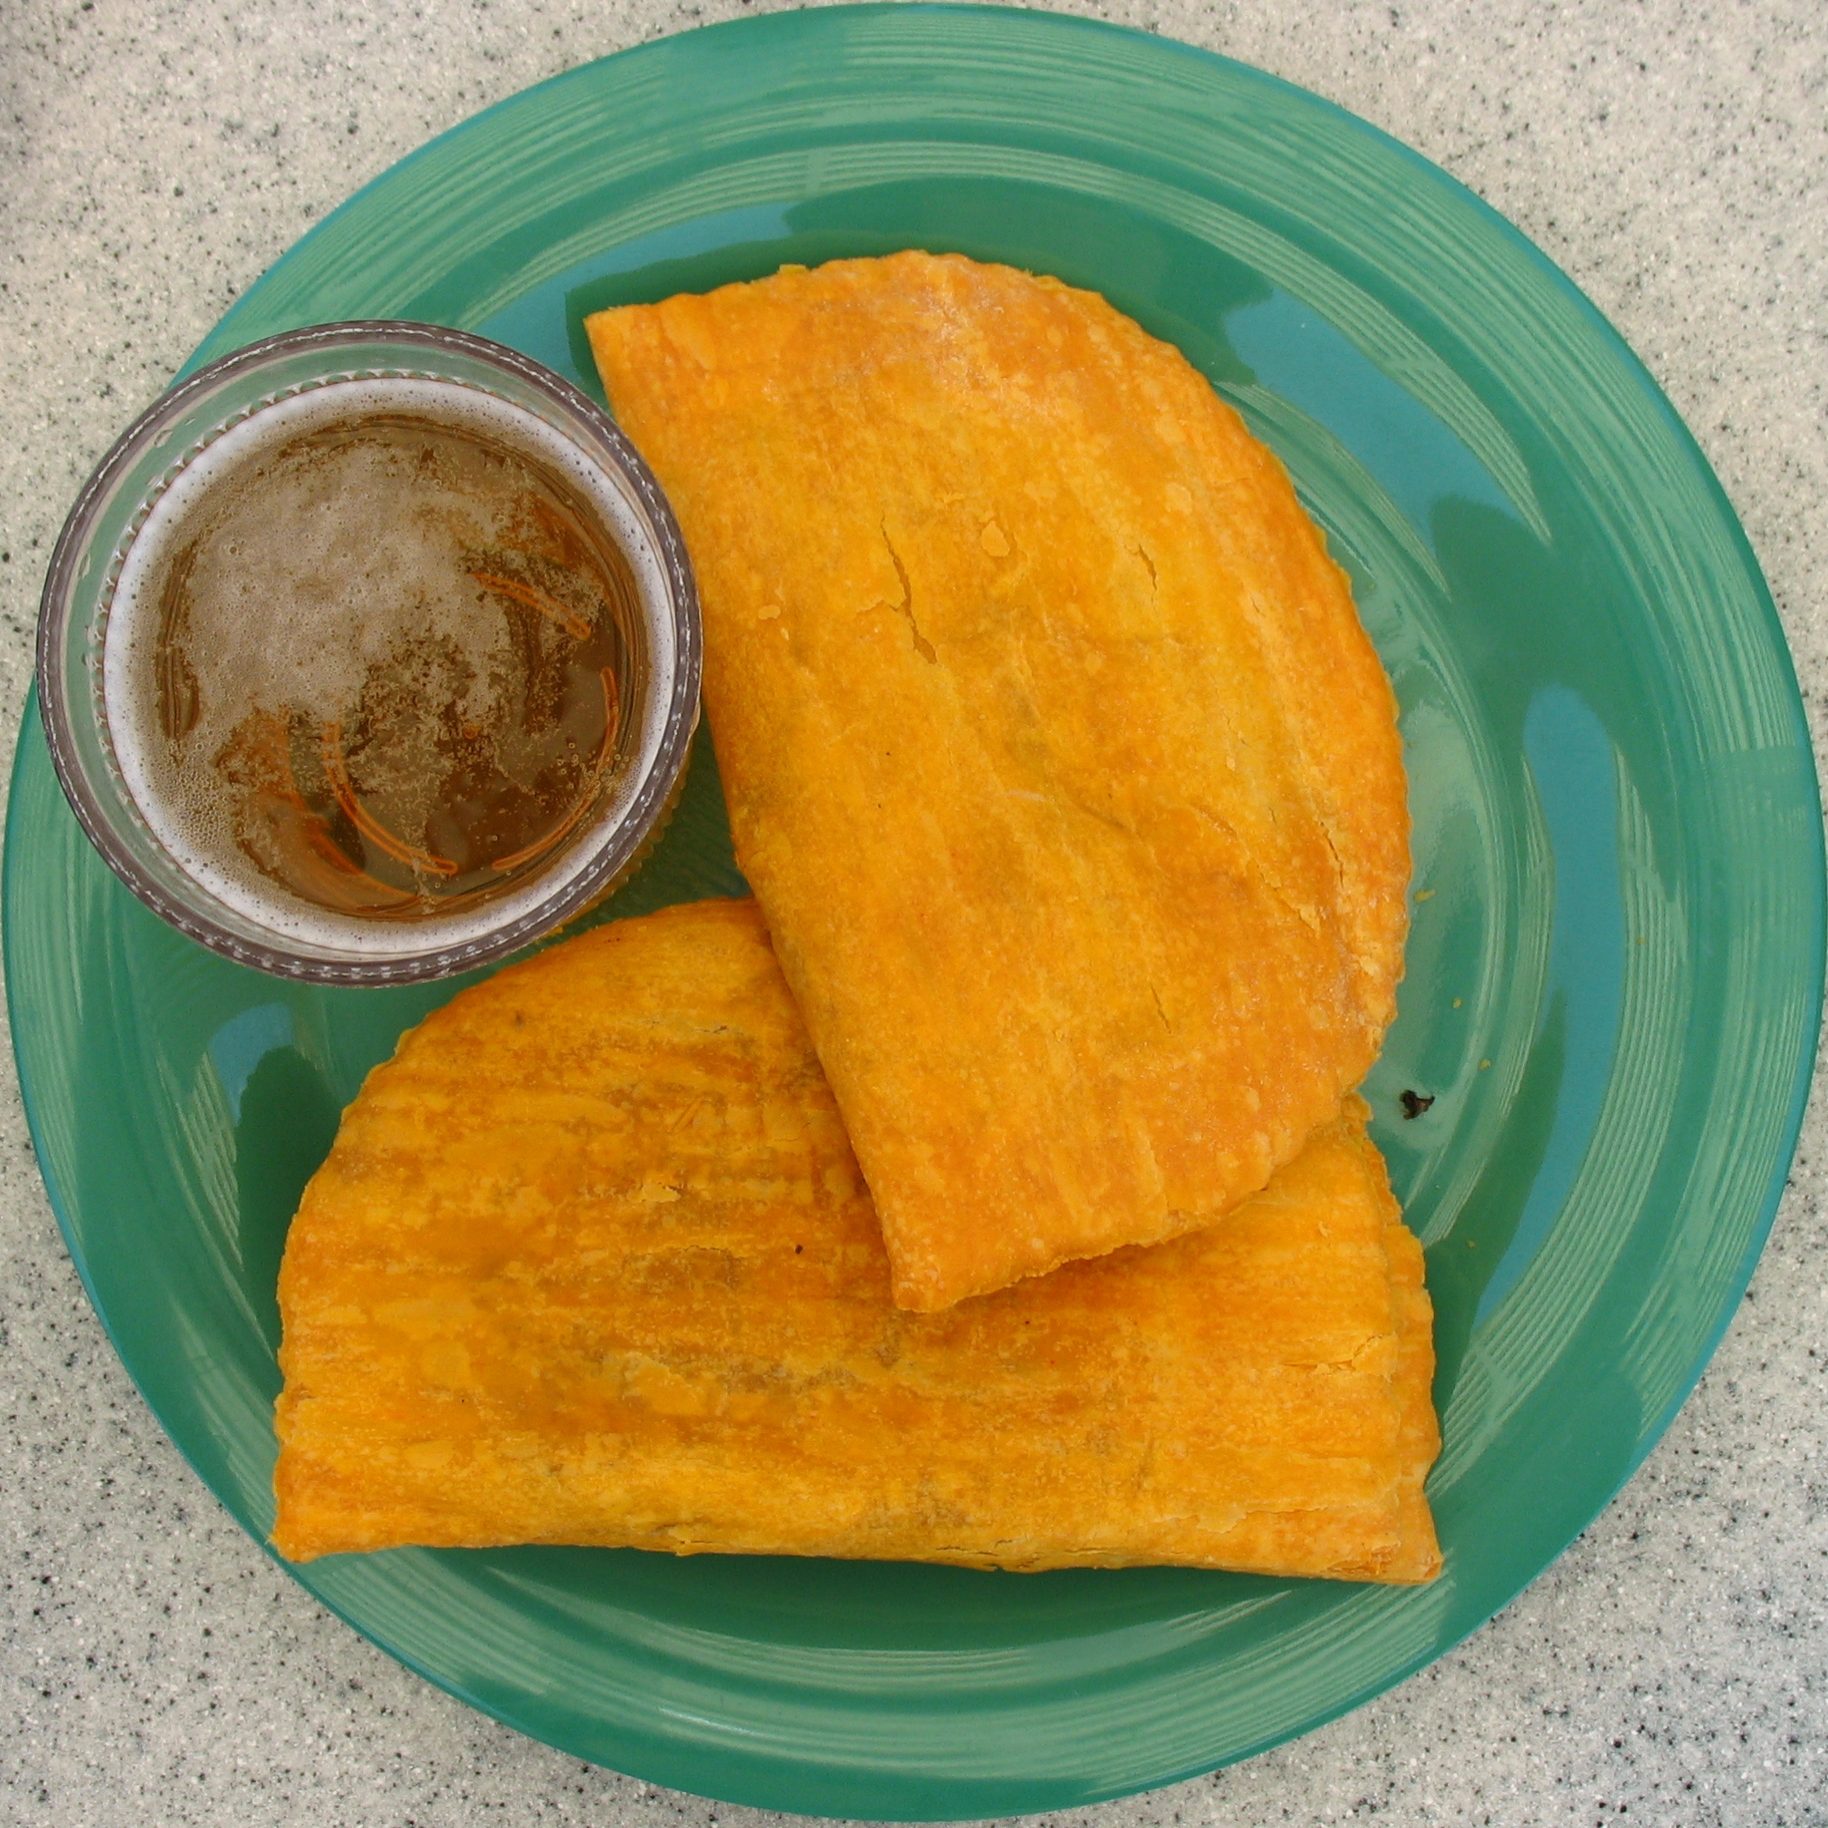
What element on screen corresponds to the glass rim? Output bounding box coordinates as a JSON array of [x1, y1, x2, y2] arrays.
[[35, 318, 703, 986]]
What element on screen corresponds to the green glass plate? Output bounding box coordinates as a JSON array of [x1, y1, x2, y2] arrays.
[[6, 6, 1821, 1816]]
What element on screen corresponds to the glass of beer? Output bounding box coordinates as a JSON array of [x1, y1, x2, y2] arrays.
[[37, 322, 701, 983]]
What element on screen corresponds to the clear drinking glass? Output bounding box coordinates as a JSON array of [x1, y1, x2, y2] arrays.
[[37, 321, 701, 984]]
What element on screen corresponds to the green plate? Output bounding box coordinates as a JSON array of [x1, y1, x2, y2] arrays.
[[6, 6, 1821, 1816]]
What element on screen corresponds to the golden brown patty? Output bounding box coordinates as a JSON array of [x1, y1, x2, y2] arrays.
[[588, 254, 1410, 1309], [273, 899, 1439, 1582]]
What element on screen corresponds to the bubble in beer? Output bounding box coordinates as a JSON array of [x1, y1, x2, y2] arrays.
[[102, 380, 667, 949]]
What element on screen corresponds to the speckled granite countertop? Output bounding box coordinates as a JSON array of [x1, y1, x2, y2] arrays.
[[3, 3, 1824, 1823]]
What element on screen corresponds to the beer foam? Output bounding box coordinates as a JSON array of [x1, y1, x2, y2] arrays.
[[102, 376, 679, 957]]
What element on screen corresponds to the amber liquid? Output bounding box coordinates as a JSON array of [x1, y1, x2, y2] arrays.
[[138, 409, 638, 921]]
